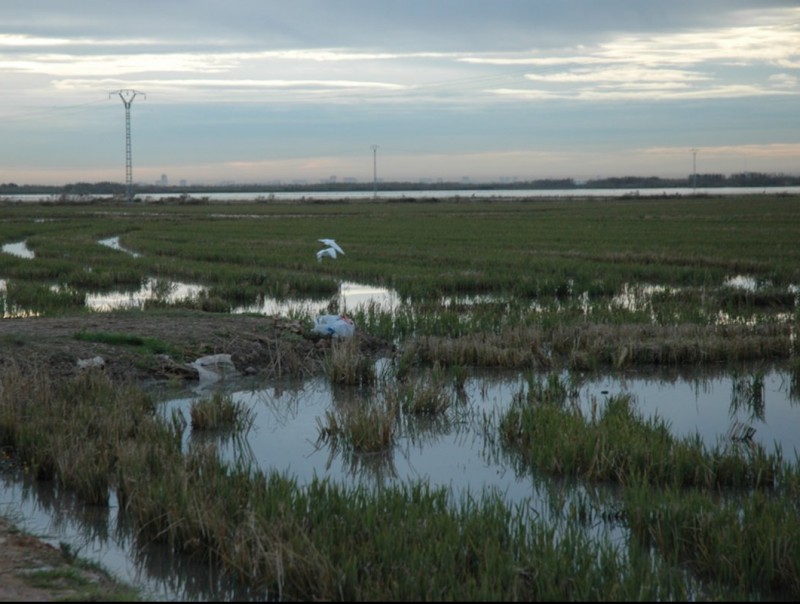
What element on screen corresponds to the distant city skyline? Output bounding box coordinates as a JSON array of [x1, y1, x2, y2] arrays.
[[2, 1, 798, 186]]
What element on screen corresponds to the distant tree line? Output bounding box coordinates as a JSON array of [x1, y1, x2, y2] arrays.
[[2, 172, 799, 196]]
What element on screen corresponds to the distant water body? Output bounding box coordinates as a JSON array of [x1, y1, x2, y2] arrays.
[[3, 186, 800, 203]]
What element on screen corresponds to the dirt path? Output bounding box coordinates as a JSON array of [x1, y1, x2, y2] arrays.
[[0, 310, 391, 601]]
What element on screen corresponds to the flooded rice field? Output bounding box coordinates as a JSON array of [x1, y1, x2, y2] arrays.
[[2, 347, 798, 600], [2, 229, 799, 600]]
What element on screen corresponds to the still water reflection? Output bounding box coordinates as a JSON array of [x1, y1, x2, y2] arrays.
[[2, 252, 799, 599], [157, 363, 799, 492], [1, 240, 35, 259], [85, 279, 206, 312], [2, 362, 798, 601]]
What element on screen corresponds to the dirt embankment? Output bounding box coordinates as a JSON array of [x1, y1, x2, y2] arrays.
[[0, 310, 392, 601], [0, 311, 392, 383]]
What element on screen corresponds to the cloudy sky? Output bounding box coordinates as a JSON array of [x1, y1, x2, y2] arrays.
[[2, 0, 799, 186]]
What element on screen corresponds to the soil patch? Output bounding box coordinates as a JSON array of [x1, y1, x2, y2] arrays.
[[0, 310, 392, 383], [0, 516, 134, 602]]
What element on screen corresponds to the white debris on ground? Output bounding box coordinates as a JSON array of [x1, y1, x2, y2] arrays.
[[189, 353, 238, 384], [311, 314, 355, 338], [77, 356, 106, 370]]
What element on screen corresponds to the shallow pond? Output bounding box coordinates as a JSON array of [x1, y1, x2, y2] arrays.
[[1, 240, 35, 259], [153, 362, 799, 499], [2, 361, 798, 601]]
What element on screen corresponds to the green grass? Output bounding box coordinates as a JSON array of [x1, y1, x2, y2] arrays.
[[2, 195, 798, 372], [23, 565, 139, 602], [73, 330, 179, 357], [2, 195, 800, 600], [2, 194, 799, 310]]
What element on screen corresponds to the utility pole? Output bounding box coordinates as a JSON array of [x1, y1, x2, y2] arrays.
[[691, 148, 698, 192], [372, 144, 378, 198], [110, 89, 145, 203]]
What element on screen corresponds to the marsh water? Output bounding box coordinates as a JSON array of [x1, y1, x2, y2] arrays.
[[2, 356, 798, 601], [2, 246, 800, 600]]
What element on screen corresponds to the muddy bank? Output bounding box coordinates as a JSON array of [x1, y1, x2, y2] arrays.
[[0, 310, 393, 385]]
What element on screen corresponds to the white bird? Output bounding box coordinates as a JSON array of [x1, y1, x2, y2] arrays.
[[318, 239, 344, 256], [316, 247, 338, 262]]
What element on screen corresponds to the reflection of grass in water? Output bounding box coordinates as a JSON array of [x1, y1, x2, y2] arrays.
[[730, 370, 766, 421], [3, 363, 800, 600], [4, 281, 85, 315], [149, 276, 177, 302], [791, 358, 800, 403], [387, 363, 455, 416], [316, 395, 398, 454]]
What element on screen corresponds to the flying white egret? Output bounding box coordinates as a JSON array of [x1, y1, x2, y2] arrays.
[[316, 247, 338, 262], [318, 239, 344, 255]]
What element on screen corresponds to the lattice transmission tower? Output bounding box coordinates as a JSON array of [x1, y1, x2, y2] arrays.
[[109, 89, 145, 202], [372, 144, 378, 198]]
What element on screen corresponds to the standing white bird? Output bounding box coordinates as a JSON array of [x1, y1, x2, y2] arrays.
[[316, 246, 338, 262], [318, 239, 344, 256]]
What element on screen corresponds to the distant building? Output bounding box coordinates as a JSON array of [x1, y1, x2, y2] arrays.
[[160, 174, 168, 186]]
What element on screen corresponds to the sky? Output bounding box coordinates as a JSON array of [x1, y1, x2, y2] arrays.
[[1, 0, 799, 186]]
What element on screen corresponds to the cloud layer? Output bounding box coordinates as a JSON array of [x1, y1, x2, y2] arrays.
[[2, 1, 798, 185]]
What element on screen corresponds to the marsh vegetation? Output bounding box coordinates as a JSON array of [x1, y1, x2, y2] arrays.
[[1, 194, 799, 600]]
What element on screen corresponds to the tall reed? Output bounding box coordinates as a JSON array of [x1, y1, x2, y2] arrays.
[[0, 363, 154, 504]]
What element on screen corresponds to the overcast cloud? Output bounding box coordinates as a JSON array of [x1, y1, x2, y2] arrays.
[[2, 1, 798, 185]]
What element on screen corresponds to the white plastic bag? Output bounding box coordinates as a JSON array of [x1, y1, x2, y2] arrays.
[[311, 314, 355, 338]]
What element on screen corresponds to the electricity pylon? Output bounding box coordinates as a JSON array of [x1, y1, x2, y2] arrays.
[[110, 89, 145, 202], [372, 144, 378, 198]]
